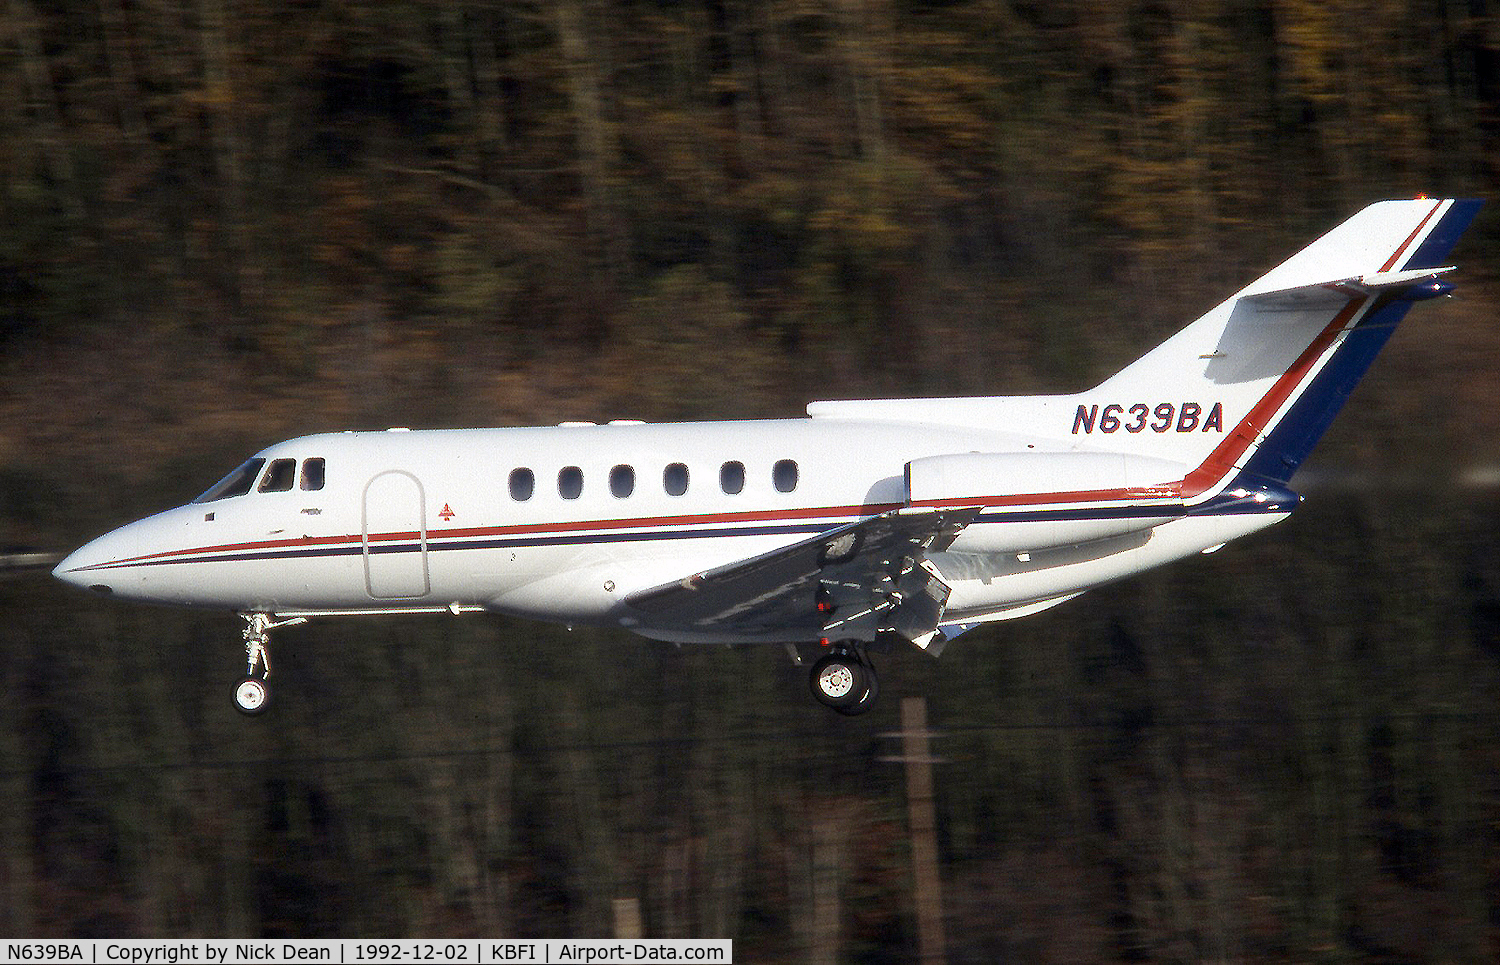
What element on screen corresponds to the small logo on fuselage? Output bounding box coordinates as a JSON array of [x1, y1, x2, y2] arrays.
[[1072, 402, 1224, 435]]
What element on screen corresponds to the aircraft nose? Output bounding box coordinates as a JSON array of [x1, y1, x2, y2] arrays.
[[53, 505, 210, 603], [53, 532, 125, 596], [53, 510, 184, 598]]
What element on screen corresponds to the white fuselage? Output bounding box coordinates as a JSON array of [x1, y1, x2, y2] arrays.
[[53, 414, 1288, 644]]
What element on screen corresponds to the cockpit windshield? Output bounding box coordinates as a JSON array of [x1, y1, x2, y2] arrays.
[[259, 458, 297, 493], [193, 458, 266, 503]]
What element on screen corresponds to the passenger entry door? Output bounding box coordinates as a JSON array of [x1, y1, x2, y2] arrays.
[[363, 470, 430, 599]]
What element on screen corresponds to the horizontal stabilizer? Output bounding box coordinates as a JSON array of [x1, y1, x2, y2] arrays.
[[1244, 266, 1456, 309]]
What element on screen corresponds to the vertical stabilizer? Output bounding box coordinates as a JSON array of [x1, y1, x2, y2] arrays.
[[1068, 198, 1481, 495]]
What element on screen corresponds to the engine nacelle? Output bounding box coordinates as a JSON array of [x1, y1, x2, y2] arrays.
[[906, 451, 1189, 554]]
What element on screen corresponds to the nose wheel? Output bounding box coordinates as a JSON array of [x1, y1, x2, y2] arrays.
[[233, 676, 271, 715], [233, 612, 305, 716]]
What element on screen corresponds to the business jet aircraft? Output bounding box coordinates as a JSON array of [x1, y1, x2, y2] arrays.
[[54, 198, 1481, 716]]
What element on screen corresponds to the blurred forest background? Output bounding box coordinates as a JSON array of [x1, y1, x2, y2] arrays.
[[4, 0, 1500, 960]]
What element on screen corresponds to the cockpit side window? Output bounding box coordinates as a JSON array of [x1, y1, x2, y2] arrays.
[[193, 458, 267, 503], [259, 458, 297, 493], [300, 458, 326, 492]]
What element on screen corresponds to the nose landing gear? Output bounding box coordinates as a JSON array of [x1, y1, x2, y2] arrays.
[[233, 612, 306, 715]]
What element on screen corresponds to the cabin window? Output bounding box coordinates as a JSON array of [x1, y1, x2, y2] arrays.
[[720, 461, 745, 495], [610, 464, 635, 498], [774, 459, 799, 493], [300, 458, 326, 492], [259, 458, 297, 493], [509, 468, 535, 502], [663, 462, 689, 496], [559, 466, 584, 499], [193, 458, 266, 503]]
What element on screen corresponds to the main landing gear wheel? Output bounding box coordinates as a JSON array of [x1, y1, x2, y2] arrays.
[[834, 656, 878, 717], [233, 676, 271, 715], [809, 647, 879, 715]]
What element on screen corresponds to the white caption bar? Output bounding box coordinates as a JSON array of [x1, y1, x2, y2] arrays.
[[0, 940, 732, 964]]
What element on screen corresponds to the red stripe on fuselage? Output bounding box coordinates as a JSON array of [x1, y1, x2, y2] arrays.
[[81, 502, 905, 570]]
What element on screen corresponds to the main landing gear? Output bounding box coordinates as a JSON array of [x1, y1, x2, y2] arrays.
[[232, 612, 305, 715], [808, 643, 879, 716]]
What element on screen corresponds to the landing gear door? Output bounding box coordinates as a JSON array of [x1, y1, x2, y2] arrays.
[[363, 470, 431, 599]]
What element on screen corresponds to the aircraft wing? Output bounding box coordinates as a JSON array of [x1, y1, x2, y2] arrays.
[[624, 507, 980, 646]]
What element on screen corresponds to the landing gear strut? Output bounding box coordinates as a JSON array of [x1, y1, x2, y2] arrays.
[[808, 643, 879, 716], [233, 612, 305, 715]]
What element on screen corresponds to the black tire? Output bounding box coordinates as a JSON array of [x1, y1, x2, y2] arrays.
[[809, 652, 867, 710], [834, 657, 879, 716], [233, 677, 271, 716]]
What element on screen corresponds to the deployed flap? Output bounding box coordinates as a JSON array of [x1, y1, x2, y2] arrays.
[[624, 507, 979, 642]]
